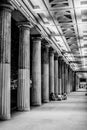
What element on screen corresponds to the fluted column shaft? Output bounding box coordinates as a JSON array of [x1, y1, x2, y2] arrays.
[[71, 70, 73, 91], [70, 69, 72, 92], [64, 63, 66, 93], [49, 48, 54, 94], [42, 46, 49, 103], [17, 23, 30, 111], [0, 3, 13, 120], [77, 76, 80, 90], [68, 67, 71, 93], [54, 53, 58, 95], [57, 57, 59, 94], [76, 75, 77, 91], [72, 72, 74, 91], [31, 36, 41, 106], [67, 66, 70, 94], [58, 58, 62, 94], [74, 73, 76, 91], [65, 64, 68, 94], [61, 61, 64, 94]]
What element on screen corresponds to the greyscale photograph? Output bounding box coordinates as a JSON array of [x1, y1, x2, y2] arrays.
[[0, 0, 87, 130]]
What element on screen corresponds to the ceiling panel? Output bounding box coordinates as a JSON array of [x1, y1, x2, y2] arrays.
[[10, 0, 87, 77]]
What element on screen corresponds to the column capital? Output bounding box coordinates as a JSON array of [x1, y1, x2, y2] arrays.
[[41, 39, 50, 46], [17, 21, 33, 29], [64, 61, 66, 67], [61, 59, 64, 65], [32, 34, 42, 41], [0, 2, 14, 12], [42, 44, 50, 49], [58, 56, 63, 61], [66, 63, 69, 68], [42, 45, 49, 54], [54, 52, 58, 60], [49, 47, 55, 55]]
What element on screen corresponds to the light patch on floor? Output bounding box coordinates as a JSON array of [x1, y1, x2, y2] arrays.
[[0, 88, 87, 130]]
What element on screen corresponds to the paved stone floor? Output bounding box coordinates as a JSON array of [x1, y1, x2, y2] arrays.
[[0, 88, 87, 130]]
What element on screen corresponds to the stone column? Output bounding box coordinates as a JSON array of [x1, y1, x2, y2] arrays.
[[68, 68, 70, 93], [71, 70, 73, 91], [75, 73, 77, 91], [49, 48, 54, 94], [57, 57, 59, 94], [70, 69, 72, 92], [61, 60, 64, 94], [86, 79, 87, 88], [72, 71, 74, 91], [77, 76, 80, 90], [31, 36, 41, 106], [17, 22, 30, 111], [54, 53, 58, 95], [70, 69, 71, 92], [42, 45, 49, 103], [58, 57, 62, 94], [67, 66, 70, 94], [64, 63, 66, 93], [66, 64, 68, 94], [69, 68, 71, 93], [73, 72, 76, 91], [0, 2, 13, 120]]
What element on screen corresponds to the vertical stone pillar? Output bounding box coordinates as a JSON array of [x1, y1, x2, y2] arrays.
[[73, 72, 76, 91], [49, 48, 54, 94], [0, 2, 13, 120], [58, 57, 62, 94], [31, 36, 41, 106], [70, 70, 71, 92], [72, 71, 74, 91], [70, 69, 72, 92], [66, 64, 68, 94], [61, 60, 64, 94], [86, 79, 87, 88], [70, 68, 73, 92], [64, 63, 66, 93], [17, 22, 30, 111], [54, 53, 58, 95], [75, 73, 77, 91], [69, 68, 71, 93], [77, 76, 80, 90], [42, 45, 49, 103], [76, 75, 78, 91], [57, 57, 59, 94], [67, 66, 70, 94], [71, 70, 73, 91], [71, 71, 73, 91]]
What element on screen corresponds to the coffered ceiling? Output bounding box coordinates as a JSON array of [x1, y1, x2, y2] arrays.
[[10, 0, 87, 78]]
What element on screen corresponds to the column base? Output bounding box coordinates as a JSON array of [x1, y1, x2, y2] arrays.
[[42, 100, 49, 103], [31, 102, 41, 106], [17, 107, 30, 111], [0, 114, 10, 120]]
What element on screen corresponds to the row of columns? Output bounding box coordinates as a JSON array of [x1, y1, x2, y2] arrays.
[[0, 1, 77, 120]]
